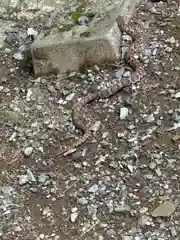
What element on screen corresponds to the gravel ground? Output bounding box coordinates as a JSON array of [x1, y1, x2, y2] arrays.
[[1, 1, 180, 239]]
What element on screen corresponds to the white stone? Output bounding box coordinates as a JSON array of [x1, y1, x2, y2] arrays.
[[39, 233, 45, 239], [24, 147, 33, 156], [70, 212, 78, 223], [13, 52, 24, 60], [65, 93, 75, 101], [119, 107, 129, 120], [175, 91, 180, 98], [27, 27, 38, 37]]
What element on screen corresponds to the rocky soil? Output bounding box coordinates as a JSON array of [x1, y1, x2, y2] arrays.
[[0, 1, 180, 240]]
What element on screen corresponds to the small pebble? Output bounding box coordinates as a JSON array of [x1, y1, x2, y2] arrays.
[[65, 93, 75, 101], [145, 114, 155, 123], [120, 107, 129, 120], [165, 46, 172, 52], [38, 173, 49, 184], [115, 67, 124, 79], [175, 91, 180, 98], [123, 71, 131, 78], [151, 202, 176, 217], [114, 204, 131, 213], [19, 175, 28, 185], [24, 147, 33, 156], [27, 27, 38, 38], [106, 229, 116, 237], [77, 197, 88, 205], [122, 34, 132, 41], [71, 207, 78, 213], [13, 52, 24, 60], [88, 184, 99, 193], [39, 233, 45, 239]]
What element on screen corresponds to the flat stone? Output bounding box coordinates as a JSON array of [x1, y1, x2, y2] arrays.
[[151, 202, 176, 217], [31, 19, 121, 76]]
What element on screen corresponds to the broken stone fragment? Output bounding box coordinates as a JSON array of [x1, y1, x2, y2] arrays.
[[151, 202, 176, 217]]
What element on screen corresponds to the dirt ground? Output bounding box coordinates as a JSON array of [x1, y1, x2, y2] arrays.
[[1, 1, 180, 239]]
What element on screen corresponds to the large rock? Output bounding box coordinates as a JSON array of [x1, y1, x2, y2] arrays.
[[31, 19, 121, 75], [30, 0, 142, 75]]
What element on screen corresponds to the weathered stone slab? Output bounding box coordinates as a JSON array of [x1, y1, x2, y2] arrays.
[[30, 0, 142, 75], [31, 18, 121, 75]]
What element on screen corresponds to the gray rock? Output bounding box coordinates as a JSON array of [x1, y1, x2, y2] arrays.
[[115, 67, 125, 79], [70, 212, 78, 222], [119, 107, 129, 120], [27, 27, 38, 38], [145, 174, 153, 180], [168, 36, 176, 44], [43, 206, 52, 217], [175, 91, 180, 98], [38, 173, 49, 184], [145, 114, 155, 123], [39, 233, 45, 239], [155, 167, 161, 177], [123, 71, 131, 78], [151, 202, 176, 217], [0, 186, 13, 197], [109, 161, 119, 169], [170, 226, 177, 236], [139, 215, 152, 226], [77, 197, 88, 205], [106, 229, 116, 237], [98, 184, 107, 194], [19, 175, 29, 185], [13, 52, 24, 60], [88, 184, 99, 193], [121, 46, 129, 59], [114, 204, 131, 213], [78, 16, 90, 25], [31, 19, 121, 76], [30, 0, 141, 75], [27, 169, 37, 183], [87, 204, 98, 219], [65, 93, 75, 101], [122, 236, 132, 240], [122, 34, 132, 41], [14, 226, 22, 232], [143, 48, 151, 57], [165, 46, 172, 52], [71, 151, 84, 161], [47, 85, 56, 93]]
